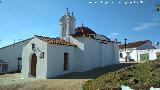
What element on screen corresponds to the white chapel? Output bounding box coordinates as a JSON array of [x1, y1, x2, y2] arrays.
[[0, 9, 120, 79]]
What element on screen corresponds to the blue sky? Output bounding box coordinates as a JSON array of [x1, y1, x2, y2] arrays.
[[0, 0, 160, 47]]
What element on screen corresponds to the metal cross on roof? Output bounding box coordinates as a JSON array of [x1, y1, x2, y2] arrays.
[[81, 22, 84, 27]]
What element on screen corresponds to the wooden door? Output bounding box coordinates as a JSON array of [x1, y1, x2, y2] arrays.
[[140, 53, 149, 61], [31, 53, 37, 76]]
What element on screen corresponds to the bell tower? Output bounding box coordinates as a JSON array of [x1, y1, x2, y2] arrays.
[[59, 8, 76, 38]]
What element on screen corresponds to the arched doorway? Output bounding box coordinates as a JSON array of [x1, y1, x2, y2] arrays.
[[31, 53, 37, 76]]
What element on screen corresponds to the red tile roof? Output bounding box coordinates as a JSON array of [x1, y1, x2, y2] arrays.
[[119, 40, 151, 49], [35, 35, 76, 46], [71, 26, 96, 38]]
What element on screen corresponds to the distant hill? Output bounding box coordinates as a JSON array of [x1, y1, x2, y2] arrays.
[[83, 60, 160, 90]]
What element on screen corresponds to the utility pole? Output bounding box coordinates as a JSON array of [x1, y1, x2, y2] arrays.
[[124, 38, 127, 62]]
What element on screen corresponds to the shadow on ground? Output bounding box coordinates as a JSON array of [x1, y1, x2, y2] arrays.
[[51, 62, 139, 79]]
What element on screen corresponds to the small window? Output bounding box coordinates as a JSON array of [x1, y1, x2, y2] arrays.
[[64, 52, 69, 71], [120, 53, 123, 58], [39, 52, 44, 59]]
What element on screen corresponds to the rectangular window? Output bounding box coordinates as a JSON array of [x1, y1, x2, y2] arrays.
[[2, 64, 8, 72], [64, 53, 69, 71], [39, 52, 44, 59]]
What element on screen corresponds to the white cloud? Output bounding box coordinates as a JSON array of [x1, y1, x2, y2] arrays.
[[108, 32, 120, 38], [133, 22, 160, 31]]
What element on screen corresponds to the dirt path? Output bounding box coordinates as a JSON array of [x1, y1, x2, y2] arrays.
[[0, 62, 139, 90], [0, 74, 86, 90]]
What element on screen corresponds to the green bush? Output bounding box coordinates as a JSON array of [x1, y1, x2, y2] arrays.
[[83, 60, 160, 90]]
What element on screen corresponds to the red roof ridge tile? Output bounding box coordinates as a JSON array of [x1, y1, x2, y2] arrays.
[[71, 26, 96, 38], [35, 35, 76, 47], [119, 40, 151, 49]]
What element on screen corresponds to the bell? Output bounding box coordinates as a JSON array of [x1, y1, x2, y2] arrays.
[[155, 3, 160, 11]]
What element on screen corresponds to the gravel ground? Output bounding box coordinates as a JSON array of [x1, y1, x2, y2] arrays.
[[0, 73, 86, 90], [0, 62, 139, 90]]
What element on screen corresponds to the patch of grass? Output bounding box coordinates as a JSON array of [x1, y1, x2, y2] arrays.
[[83, 59, 160, 90]]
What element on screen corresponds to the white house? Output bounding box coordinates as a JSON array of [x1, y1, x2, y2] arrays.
[[0, 10, 119, 79], [136, 49, 160, 61], [0, 39, 31, 73], [119, 40, 159, 62]]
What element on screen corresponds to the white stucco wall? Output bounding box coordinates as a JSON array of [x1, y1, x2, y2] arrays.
[[114, 42, 120, 64], [101, 43, 111, 66], [70, 36, 120, 71], [119, 49, 126, 62], [119, 48, 160, 62], [82, 37, 119, 71], [119, 41, 156, 62], [82, 37, 101, 71], [120, 48, 138, 62], [69, 36, 84, 51], [130, 50, 138, 61], [101, 42, 119, 67], [47, 44, 76, 78], [0, 39, 30, 73], [137, 49, 159, 61], [22, 38, 48, 79], [68, 36, 84, 72], [21, 36, 120, 79]]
